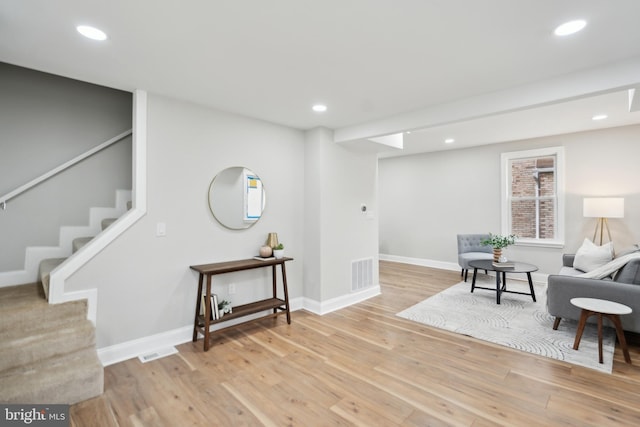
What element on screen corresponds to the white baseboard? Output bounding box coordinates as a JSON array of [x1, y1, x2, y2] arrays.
[[98, 325, 193, 366], [379, 253, 460, 272], [301, 285, 381, 315], [99, 296, 306, 366], [379, 253, 548, 285], [96, 289, 384, 366]]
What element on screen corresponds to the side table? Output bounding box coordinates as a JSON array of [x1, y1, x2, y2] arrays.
[[571, 297, 632, 364]]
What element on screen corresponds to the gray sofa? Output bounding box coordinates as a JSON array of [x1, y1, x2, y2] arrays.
[[547, 253, 640, 333]]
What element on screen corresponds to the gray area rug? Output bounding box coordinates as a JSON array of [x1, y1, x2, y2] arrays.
[[397, 277, 615, 373]]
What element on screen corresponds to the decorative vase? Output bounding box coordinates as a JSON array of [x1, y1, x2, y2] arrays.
[[266, 232, 279, 249], [493, 248, 502, 263], [259, 245, 272, 257], [273, 249, 284, 259]]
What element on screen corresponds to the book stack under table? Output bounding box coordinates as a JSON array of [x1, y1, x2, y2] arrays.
[[189, 257, 293, 351]]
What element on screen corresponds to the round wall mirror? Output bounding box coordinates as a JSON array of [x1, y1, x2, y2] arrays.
[[208, 167, 266, 230]]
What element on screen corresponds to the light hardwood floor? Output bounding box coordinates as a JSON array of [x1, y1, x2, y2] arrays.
[[71, 261, 640, 426]]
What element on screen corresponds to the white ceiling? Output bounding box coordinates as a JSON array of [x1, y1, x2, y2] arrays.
[[2, 0, 640, 155]]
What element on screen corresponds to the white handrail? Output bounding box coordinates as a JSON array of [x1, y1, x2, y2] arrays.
[[0, 129, 133, 210]]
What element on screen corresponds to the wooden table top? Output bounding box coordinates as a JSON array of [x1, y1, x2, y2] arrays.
[[190, 257, 293, 275]]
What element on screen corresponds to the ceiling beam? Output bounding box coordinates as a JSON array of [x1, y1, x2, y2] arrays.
[[334, 56, 640, 144]]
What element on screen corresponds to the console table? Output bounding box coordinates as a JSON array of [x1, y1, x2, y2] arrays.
[[190, 257, 293, 351]]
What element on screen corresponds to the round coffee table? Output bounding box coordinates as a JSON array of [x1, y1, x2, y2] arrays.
[[468, 259, 538, 305], [570, 297, 632, 364]]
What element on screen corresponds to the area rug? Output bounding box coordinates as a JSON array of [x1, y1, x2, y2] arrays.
[[397, 276, 615, 373]]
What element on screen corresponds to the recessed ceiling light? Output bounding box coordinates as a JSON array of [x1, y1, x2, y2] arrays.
[[554, 20, 586, 36], [77, 25, 107, 41], [592, 114, 608, 121], [312, 104, 327, 113], [445, 138, 455, 144]]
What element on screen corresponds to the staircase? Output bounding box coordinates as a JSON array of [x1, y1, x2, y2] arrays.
[[0, 192, 131, 404], [0, 284, 103, 404], [39, 204, 129, 300]]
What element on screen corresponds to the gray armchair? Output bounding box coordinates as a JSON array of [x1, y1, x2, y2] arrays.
[[457, 234, 493, 282], [547, 253, 640, 333]]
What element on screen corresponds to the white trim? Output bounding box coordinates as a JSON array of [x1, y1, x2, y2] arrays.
[[500, 146, 565, 246], [98, 325, 193, 366], [48, 90, 148, 324], [379, 253, 548, 285], [379, 253, 460, 272], [301, 285, 381, 315]]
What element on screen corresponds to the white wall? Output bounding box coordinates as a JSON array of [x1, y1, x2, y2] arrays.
[[304, 128, 380, 304], [379, 124, 640, 275], [66, 94, 305, 348]]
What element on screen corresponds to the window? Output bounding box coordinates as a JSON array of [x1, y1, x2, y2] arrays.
[[244, 170, 264, 222], [501, 147, 564, 247]]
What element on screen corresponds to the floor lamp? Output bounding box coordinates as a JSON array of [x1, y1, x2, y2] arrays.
[[583, 197, 624, 245]]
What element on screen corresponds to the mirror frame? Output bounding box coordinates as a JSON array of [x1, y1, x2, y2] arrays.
[[207, 166, 266, 230]]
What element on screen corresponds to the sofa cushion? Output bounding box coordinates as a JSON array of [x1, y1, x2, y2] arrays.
[[613, 258, 640, 284], [573, 238, 614, 272], [558, 266, 583, 277], [458, 252, 493, 269]]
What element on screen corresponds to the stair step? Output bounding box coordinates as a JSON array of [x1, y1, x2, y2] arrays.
[[101, 218, 117, 230], [39, 258, 66, 300], [0, 346, 103, 404], [0, 284, 87, 334], [73, 237, 93, 253], [0, 318, 95, 372]]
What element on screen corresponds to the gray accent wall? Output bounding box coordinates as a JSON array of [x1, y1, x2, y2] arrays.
[[379, 124, 640, 275], [0, 63, 132, 271]]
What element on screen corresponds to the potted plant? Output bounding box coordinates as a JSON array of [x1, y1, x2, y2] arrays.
[[481, 233, 516, 262], [273, 243, 285, 259], [218, 299, 232, 317]]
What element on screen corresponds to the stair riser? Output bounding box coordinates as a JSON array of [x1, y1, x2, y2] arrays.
[[0, 347, 104, 405], [0, 321, 95, 373], [0, 299, 87, 335]]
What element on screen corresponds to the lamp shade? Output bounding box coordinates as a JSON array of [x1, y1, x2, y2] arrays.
[[583, 197, 624, 218]]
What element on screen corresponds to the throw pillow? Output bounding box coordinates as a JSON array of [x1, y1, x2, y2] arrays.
[[574, 238, 614, 272]]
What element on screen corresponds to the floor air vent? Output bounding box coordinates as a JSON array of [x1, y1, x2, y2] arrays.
[[351, 257, 373, 291], [138, 346, 178, 363]]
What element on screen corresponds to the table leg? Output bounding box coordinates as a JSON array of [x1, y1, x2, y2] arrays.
[[573, 309, 591, 350], [203, 274, 212, 352], [281, 262, 291, 324], [193, 273, 204, 342], [527, 272, 536, 302], [496, 271, 501, 304], [471, 268, 478, 293], [597, 313, 604, 364], [272, 264, 277, 314], [608, 314, 632, 364]]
